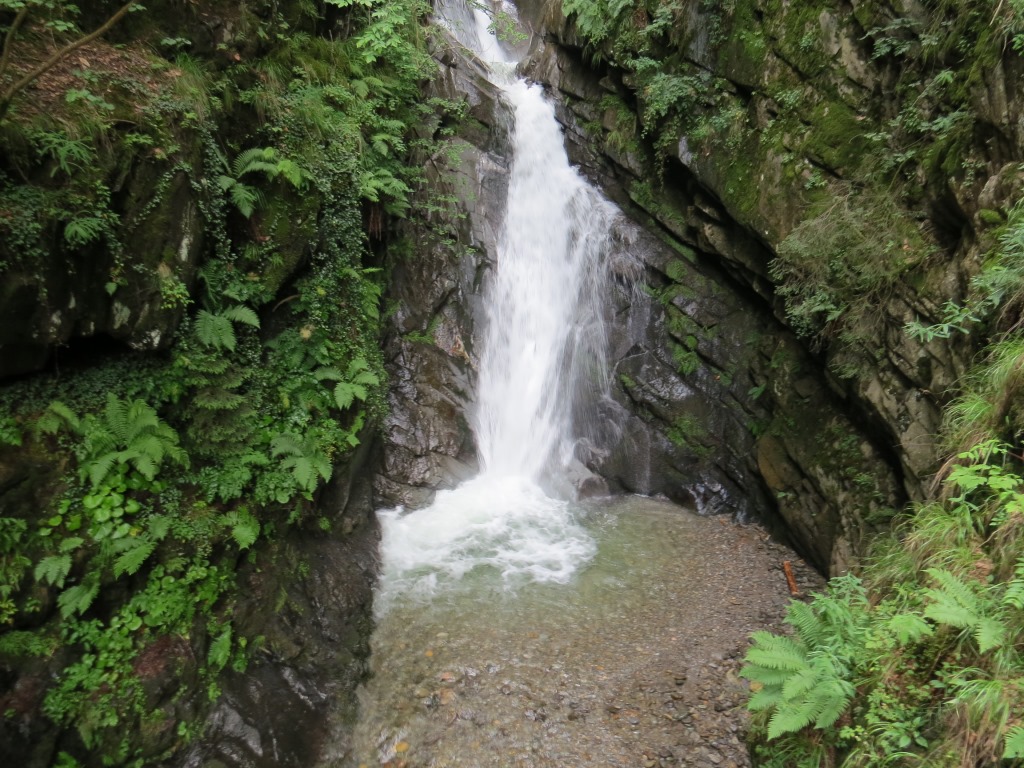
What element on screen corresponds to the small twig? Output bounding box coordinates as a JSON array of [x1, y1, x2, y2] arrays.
[[0, 6, 31, 86], [272, 294, 300, 312], [0, 1, 138, 121], [782, 560, 801, 596]]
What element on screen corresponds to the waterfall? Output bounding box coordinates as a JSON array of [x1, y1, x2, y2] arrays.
[[375, 0, 616, 611]]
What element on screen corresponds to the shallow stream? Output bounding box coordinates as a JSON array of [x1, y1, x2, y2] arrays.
[[344, 496, 813, 768]]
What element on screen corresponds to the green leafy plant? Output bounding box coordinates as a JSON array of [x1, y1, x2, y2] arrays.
[[39, 393, 188, 487], [195, 304, 261, 352], [214, 146, 309, 218], [314, 357, 380, 409], [742, 575, 866, 739], [270, 433, 332, 495]]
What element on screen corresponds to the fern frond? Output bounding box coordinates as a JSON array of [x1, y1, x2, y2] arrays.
[[887, 611, 934, 644], [84, 453, 118, 487], [37, 401, 80, 434], [113, 538, 155, 577], [744, 632, 808, 673], [748, 686, 785, 711], [196, 310, 237, 351], [194, 388, 245, 410], [58, 578, 99, 618], [314, 366, 344, 382], [351, 369, 380, 386], [334, 381, 367, 409], [122, 397, 160, 443], [975, 616, 1007, 653], [786, 600, 826, 648], [278, 159, 306, 188], [82, 422, 117, 461], [767, 699, 815, 739], [207, 625, 232, 670], [1005, 725, 1024, 758], [220, 304, 260, 328], [128, 449, 158, 482], [226, 510, 260, 549], [270, 434, 302, 457], [740, 665, 794, 688], [1003, 557, 1024, 609], [924, 568, 980, 629], [34, 554, 72, 587], [282, 455, 316, 490], [147, 515, 171, 541], [230, 183, 263, 218], [781, 665, 818, 701], [103, 393, 130, 443], [813, 687, 851, 730], [232, 146, 277, 177]]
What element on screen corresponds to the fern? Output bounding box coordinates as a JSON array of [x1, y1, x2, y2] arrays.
[[113, 538, 155, 578], [0, 415, 20, 448], [195, 305, 260, 352], [887, 612, 934, 644], [64, 216, 105, 247], [79, 394, 188, 486], [1005, 725, 1024, 758], [220, 305, 260, 328], [923, 568, 1007, 653], [196, 309, 237, 351], [0, 629, 57, 658], [225, 509, 259, 549], [332, 357, 380, 409], [207, 625, 232, 671], [35, 554, 72, 587], [271, 433, 332, 492], [217, 147, 308, 217], [742, 578, 866, 740], [1003, 557, 1024, 609], [313, 366, 344, 382], [36, 400, 81, 435], [194, 388, 246, 410], [58, 578, 99, 618], [229, 182, 263, 218], [562, 0, 633, 44]]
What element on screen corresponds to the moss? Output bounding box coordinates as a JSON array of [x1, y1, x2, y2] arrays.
[[665, 415, 712, 459], [256, 187, 320, 296], [802, 99, 868, 173], [979, 208, 1005, 226], [665, 305, 701, 341], [664, 258, 690, 283], [709, 138, 762, 226], [671, 340, 701, 376], [717, 0, 770, 86]]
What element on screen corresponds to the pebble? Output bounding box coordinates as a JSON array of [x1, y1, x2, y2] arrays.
[[347, 501, 825, 767]]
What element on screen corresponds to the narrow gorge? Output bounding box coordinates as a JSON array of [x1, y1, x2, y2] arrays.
[[1, 1, 1023, 767]]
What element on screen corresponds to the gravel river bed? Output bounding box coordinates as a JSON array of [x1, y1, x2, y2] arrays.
[[341, 495, 823, 768]]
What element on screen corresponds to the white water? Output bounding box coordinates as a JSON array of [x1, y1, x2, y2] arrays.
[[375, 1, 617, 613]]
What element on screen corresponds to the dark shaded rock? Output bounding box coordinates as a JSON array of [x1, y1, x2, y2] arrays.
[[177, 438, 380, 768], [373, 29, 513, 508]]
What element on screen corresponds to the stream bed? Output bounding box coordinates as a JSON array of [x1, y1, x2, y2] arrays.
[[342, 496, 822, 768]]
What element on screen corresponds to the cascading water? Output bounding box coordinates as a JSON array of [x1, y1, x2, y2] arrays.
[[338, 7, 812, 766], [374, 0, 617, 611]]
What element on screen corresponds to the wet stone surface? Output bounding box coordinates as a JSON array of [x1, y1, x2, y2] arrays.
[[338, 496, 822, 768]]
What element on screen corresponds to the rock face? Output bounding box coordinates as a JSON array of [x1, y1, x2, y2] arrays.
[[377, 2, 909, 573], [0, 156, 204, 378], [373, 30, 511, 509], [473, 0, 1024, 573], [177, 446, 379, 768], [0, 438, 379, 768]]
